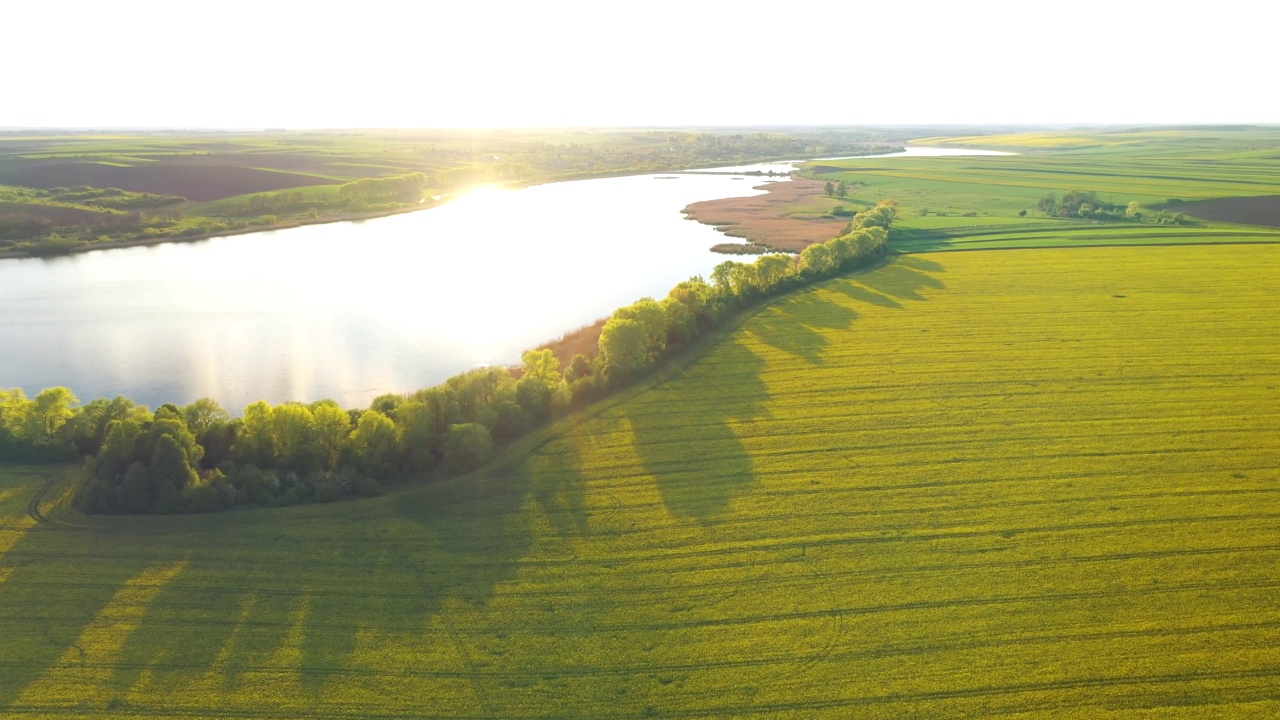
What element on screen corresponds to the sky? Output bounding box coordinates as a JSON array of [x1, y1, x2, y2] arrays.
[[5, 0, 1275, 129]]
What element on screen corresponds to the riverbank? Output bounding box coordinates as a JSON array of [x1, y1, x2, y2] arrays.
[[0, 153, 880, 261], [682, 178, 847, 253], [0, 201, 447, 260]]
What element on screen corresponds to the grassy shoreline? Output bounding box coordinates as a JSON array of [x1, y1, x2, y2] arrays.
[[0, 127, 905, 260], [0, 157, 829, 261]]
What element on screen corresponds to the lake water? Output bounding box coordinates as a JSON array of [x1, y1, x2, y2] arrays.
[[685, 145, 1016, 174], [0, 147, 1011, 411], [1, 173, 788, 410]]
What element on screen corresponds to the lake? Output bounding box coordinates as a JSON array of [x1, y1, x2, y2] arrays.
[[1, 173, 789, 410], [0, 148, 1011, 411]]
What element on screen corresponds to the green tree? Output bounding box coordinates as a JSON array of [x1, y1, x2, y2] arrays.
[[514, 376, 552, 421], [64, 396, 147, 456], [614, 298, 668, 357], [755, 254, 793, 293], [442, 423, 494, 473], [350, 410, 399, 477], [521, 349, 561, 384], [406, 385, 462, 458], [94, 418, 146, 485], [711, 261, 739, 295], [800, 243, 835, 278], [270, 403, 317, 473], [145, 416, 204, 470], [564, 354, 593, 382], [181, 398, 228, 435], [448, 368, 509, 426], [598, 317, 649, 377], [661, 296, 698, 347], [150, 434, 198, 495], [118, 461, 153, 513], [236, 400, 276, 467], [30, 387, 78, 444], [370, 394, 402, 416], [395, 400, 440, 472], [312, 401, 352, 471], [823, 181, 835, 197]]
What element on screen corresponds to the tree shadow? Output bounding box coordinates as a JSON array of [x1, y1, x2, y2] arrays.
[[830, 282, 903, 309], [744, 289, 860, 365], [392, 470, 534, 609], [853, 259, 946, 301], [528, 441, 590, 540], [623, 337, 772, 523], [0, 534, 154, 708]]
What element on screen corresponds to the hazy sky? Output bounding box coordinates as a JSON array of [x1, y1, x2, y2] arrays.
[[6, 0, 1274, 128]]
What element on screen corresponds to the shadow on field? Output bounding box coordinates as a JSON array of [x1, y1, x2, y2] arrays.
[[529, 442, 590, 540], [624, 337, 771, 522], [0, 466, 537, 707], [0, 535, 156, 708], [856, 256, 946, 301], [746, 288, 860, 365], [828, 255, 946, 309], [393, 470, 534, 608]]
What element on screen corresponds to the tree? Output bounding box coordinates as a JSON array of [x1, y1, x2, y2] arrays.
[[236, 401, 276, 468], [150, 434, 197, 495], [448, 368, 509, 426], [564, 354, 593, 382], [514, 377, 552, 422], [0, 389, 33, 448], [117, 461, 153, 513], [614, 298, 668, 357], [181, 398, 228, 435], [835, 179, 849, 199], [521, 349, 561, 384], [268, 403, 317, 474], [598, 317, 649, 377], [853, 199, 898, 230], [94, 418, 145, 485], [29, 387, 78, 444], [442, 423, 493, 473], [755, 254, 793, 293], [711, 261, 739, 295], [1126, 201, 1141, 218], [145, 416, 204, 470], [823, 181, 835, 197], [370, 394, 402, 416], [799, 243, 835, 278], [311, 401, 352, 471], [661, 296, 698, 347], [349, 410, 399, 477], [726, 262, 760, 298], [395, 400, 440, 472]]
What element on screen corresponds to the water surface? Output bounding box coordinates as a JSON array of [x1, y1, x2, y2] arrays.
[[0, 174, 780, 409]]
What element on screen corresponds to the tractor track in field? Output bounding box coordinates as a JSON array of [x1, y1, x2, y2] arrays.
[[26, 474, 60, 528]]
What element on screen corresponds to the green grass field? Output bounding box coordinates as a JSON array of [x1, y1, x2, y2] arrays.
[[3, 244, 1278, 718], [802, 127, 1280, 252]]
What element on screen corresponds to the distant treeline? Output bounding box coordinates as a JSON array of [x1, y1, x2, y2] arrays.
[[0, 200, 898, 515], [337, 172, 428, 202], [1037, 191, 1196, 225]]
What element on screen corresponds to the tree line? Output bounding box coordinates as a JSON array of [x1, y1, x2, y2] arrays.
[[337, 172, 428, 203], [0, 200, 898, 515]]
